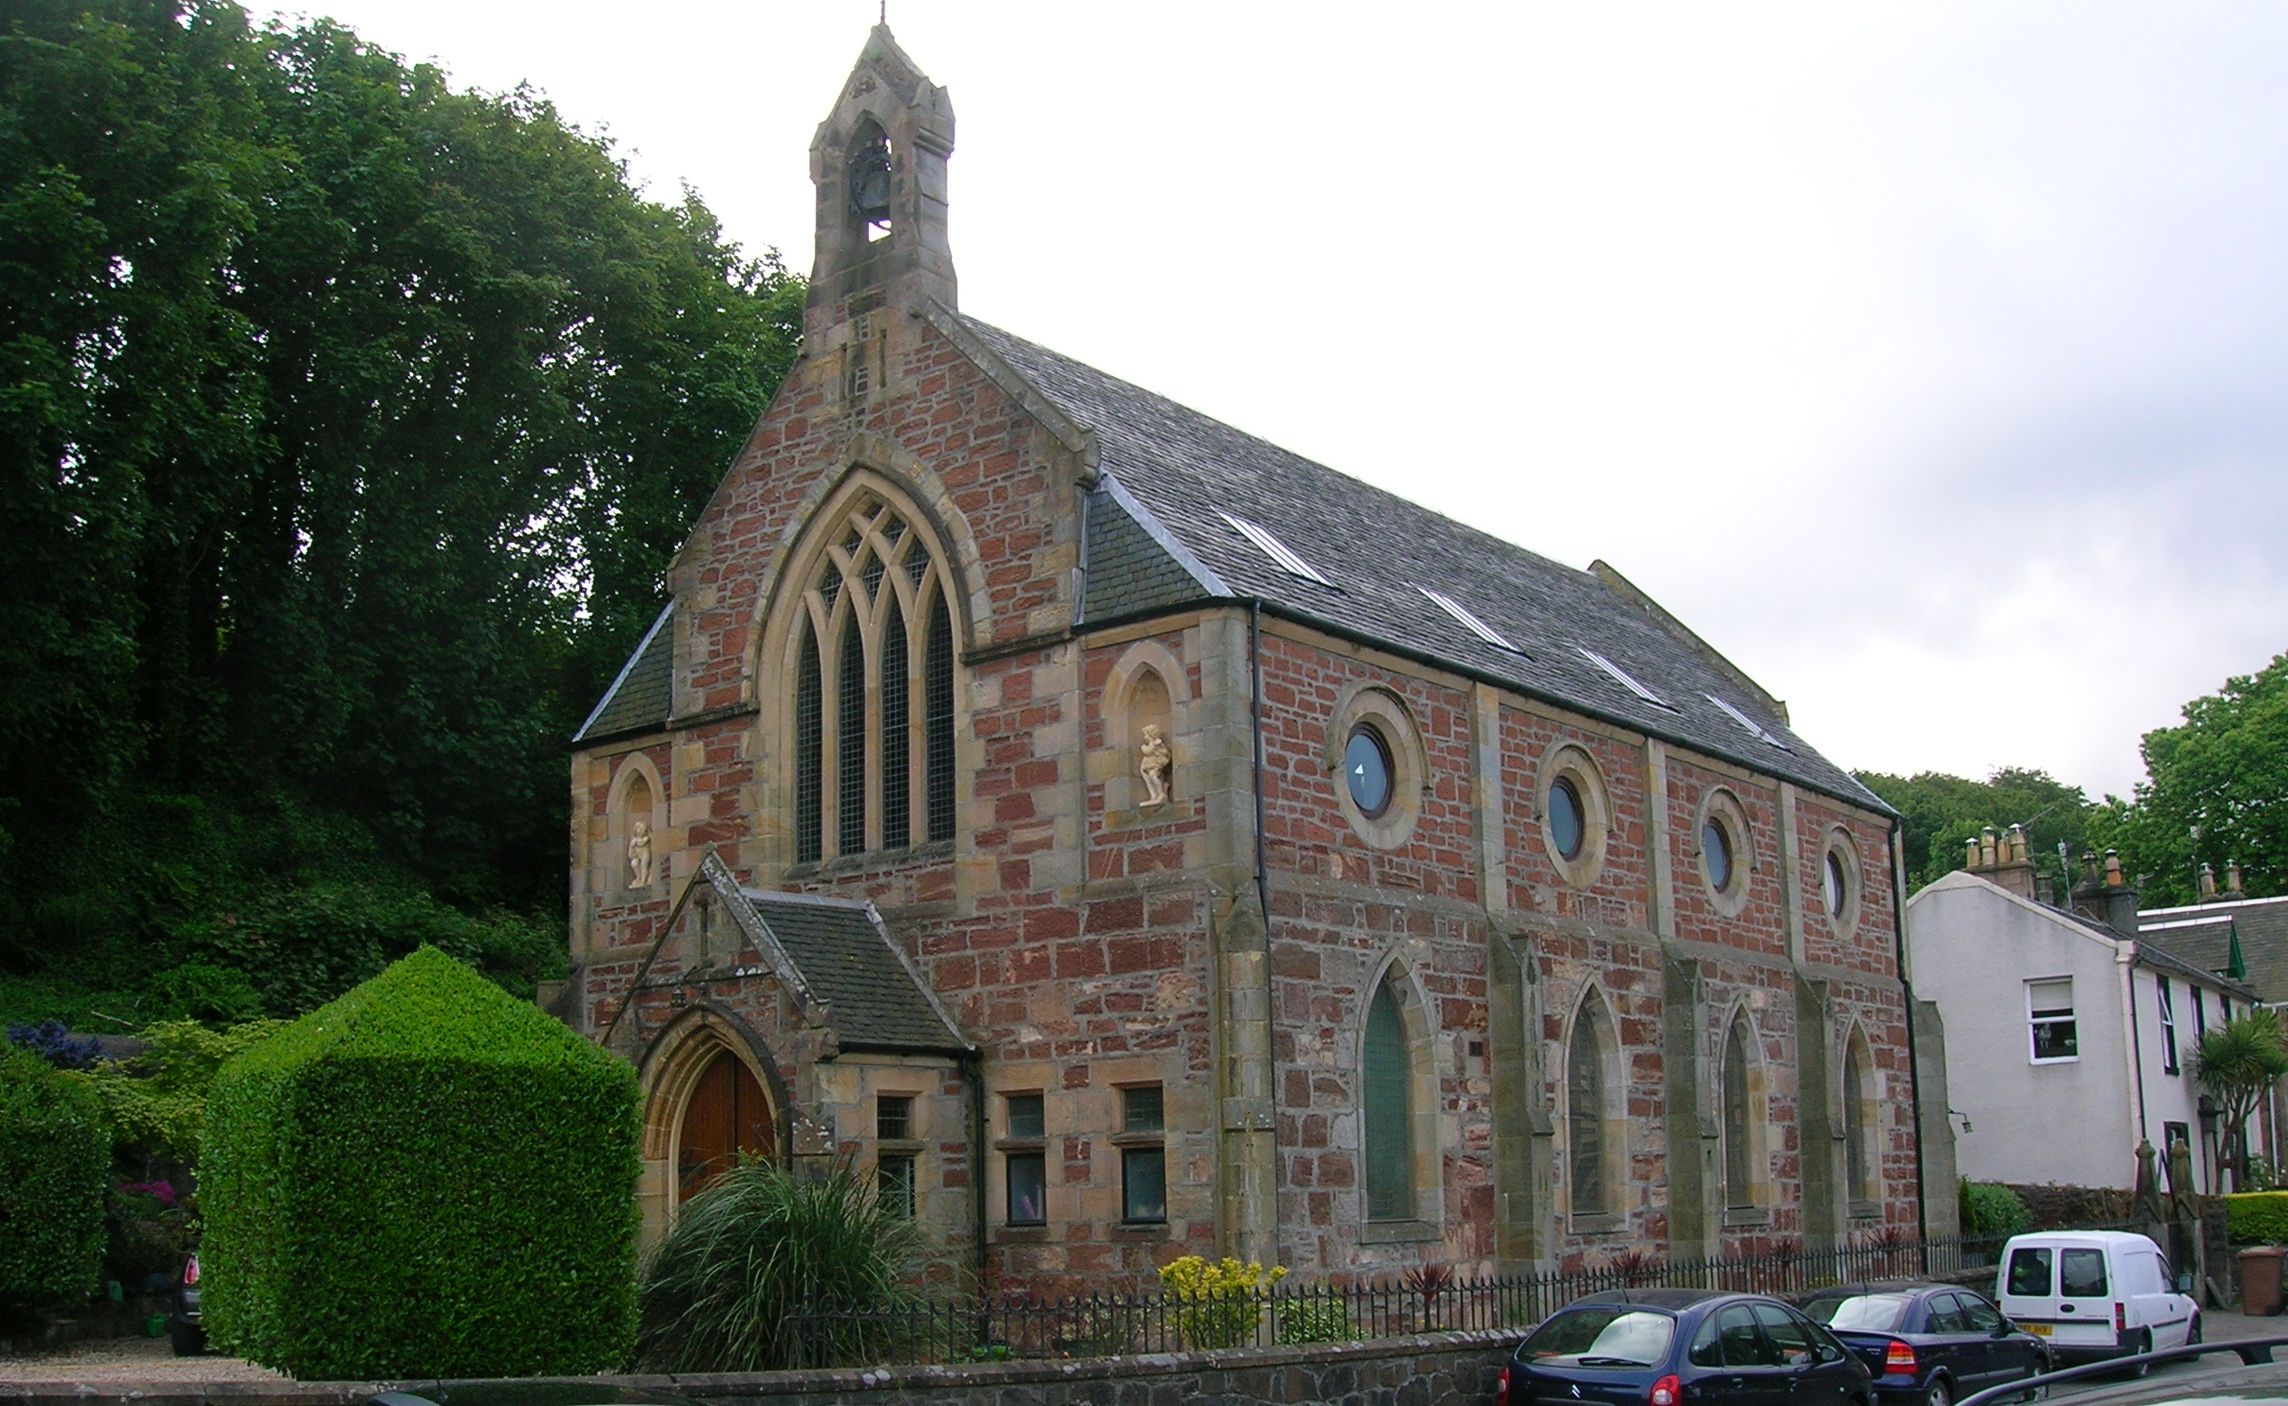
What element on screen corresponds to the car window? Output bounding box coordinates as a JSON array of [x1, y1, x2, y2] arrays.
[[1753, 1303, 1821, 1366], [2006, 1247, 2052, 1297], [1689, 1315, 1723, 1368], [1717, 1304, 1780, 1368], [1960, 1295, 2004, 1333], [1523, 1307, 1677, 1366], [1808, 1294, 1910, 1331], [2060, 1248, 2109, 1297], [1926, 1293, 1971, 1334]]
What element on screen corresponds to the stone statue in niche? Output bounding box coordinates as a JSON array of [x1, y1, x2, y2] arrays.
[[1137, 724, 1171, 807], [627, 819, 654, 888]]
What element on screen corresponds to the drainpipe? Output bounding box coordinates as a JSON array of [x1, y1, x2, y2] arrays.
[[961, 1047, 986, 1292], [1890, 821, 1929, 1247], [1250, 600, 1270, 935], [2121, 948, 2150, 1156]]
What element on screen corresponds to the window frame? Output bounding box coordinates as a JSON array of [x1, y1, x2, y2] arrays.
[[1000, 1091, 1047, 1228], [2158, 976, 2179, 1075], [2028, 977, 2079, 1064], [1114, 1084, 1167, 1225]]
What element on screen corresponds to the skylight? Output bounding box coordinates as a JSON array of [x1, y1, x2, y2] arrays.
[[1219, 513, 1331, 586], [1706, 692, 1792, 751], [1417, 587, 1520, 652], [1576, 646, 1673, 710]]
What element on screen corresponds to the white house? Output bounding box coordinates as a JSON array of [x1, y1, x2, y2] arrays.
[[1906, 839, 2260, 1194]]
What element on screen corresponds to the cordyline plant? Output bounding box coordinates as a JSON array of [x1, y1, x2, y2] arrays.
[[2193, 1009, 2288, 1194], [635, 1156, 917, 1372]]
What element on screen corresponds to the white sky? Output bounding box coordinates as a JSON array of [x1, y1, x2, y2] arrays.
[[251, 1, 2288, 801]]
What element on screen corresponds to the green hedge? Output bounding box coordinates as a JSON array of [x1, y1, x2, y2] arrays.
[[202, 946, 640, 1378], [2225, 1191, 2288, 1245], [0, 1047, 107, 1306]]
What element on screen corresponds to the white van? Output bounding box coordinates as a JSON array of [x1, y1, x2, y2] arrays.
[[1995, 1230, 2199, 1367]]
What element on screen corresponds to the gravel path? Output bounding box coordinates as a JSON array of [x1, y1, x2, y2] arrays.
[[0, 1333, 286, 1385]]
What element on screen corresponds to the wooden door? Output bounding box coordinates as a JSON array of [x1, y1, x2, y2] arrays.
[[677, 1049, 773, 1200]]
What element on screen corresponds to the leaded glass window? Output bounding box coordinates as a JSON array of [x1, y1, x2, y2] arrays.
[[1568, 1002, 1609, 1215], [1364, 979, 1412, 1221], [1722, 1019, 1755, 1209]]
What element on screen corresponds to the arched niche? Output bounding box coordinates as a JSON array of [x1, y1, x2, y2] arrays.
[[607, 753, 666, 896]]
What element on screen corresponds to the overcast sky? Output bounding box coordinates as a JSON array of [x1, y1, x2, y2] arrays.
[[250, 1, 2288, 802]]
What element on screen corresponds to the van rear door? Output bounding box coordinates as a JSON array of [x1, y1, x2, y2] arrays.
[[2003, 1242, 2118, 1354]]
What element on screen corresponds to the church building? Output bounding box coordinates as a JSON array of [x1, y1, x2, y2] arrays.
[[565, 28, 1923, 1292]]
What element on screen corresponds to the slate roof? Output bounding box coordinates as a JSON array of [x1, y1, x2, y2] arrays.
[[573, 312, 1891, 815], [574, 603, 673, 743], [2144, 896, 2288, 1005], [740, 889, 969, 1054], [960, 315, 1887, 813]]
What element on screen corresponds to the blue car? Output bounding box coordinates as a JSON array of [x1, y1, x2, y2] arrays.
[[1801, 1282, 2049, 1406], [1499, 1288, 1872, 1406]]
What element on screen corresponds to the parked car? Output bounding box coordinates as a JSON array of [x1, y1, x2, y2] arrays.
[[1995, 1230, 2199, 1368], [168, 1251, 205, 1356], [1800, 1281, 2049, 1406], [1497, 1287, 1872, 1406]]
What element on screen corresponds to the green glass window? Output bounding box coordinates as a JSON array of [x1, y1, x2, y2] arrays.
[[1723, 1019, 1754, 1208], [1364, 980, 1412, 1221], [1568, 1004, 1607, 1214]]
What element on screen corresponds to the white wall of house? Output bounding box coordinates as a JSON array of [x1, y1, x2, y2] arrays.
[[1906, 871, 2252, 1193]]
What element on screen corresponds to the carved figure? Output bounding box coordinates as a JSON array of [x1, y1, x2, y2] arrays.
[[1138, 724, 1171, 806], [2166, 1133, 2198, 1221], [628, 820, 654, 888]]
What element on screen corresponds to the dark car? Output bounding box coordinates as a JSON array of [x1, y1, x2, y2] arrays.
[[168, 1251, 205, 1356], [1801, 1282, 2048, 1406], [1498, 1288, 1872, 1406]]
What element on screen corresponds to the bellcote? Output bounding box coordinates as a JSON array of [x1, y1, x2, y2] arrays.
[[807, 26, 956, 342]]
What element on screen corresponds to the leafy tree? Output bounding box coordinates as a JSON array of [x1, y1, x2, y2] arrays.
[[0, 0, 801, 1012], [1854, 767, 2094, 895], [2192, 1009, 2288, 1194], [2089, 654, 2288, 905]]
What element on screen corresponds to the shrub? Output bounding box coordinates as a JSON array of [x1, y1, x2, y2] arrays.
[[7, 1019, 106, 1070], [1274, 1289, 1352, 1344], [2224, 1192, 2288, 1245], [75, 1018, 286, 1172], [1159, 1254, 1288, 1349], [0, 1047, 107, 1309], [1961, 1179, 2033, 1239], [201, 946, 640, 1379], [635, 1156, 917, 1372]]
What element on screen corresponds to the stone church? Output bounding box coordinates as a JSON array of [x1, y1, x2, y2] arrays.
[[564, 27, 1925, 1292]]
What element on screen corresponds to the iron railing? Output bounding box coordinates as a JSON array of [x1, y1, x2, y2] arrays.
[[778, 1228, 2066, 1368]]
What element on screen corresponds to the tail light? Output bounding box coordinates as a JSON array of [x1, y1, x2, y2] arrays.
[[1650, 1373, 1683, 1406], [1495, 1365, 1511, 1406], [2114, 1302, 2126, 1335], [183, 1254, 201, 1287], [1884, 1341, 1917, 1376]]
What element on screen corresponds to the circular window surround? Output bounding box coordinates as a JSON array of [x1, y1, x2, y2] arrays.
[[1326, 684, 1425, 849], [1535, 743, 1611, 889], [1821, 828, 1862, 935], [1693, 787, 1754, 917]]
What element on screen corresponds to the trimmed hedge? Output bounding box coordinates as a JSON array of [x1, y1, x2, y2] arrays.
[[0, 1046, 107, 1306], [2224, 1191, 2288, 1245], [202, 946, 640, 1379]]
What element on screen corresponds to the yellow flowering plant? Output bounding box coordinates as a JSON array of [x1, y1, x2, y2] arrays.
[[1157, 1254, 1289, 1349]]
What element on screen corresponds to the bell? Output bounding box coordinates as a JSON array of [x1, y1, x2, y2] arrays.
[[848, 138, 893, 227]]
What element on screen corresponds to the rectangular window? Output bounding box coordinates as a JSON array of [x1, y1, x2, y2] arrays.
[[877, 1153, 915, 1219], [1118, 1085, 1167, 1224], [875, 1094, 917, 1219], [2192, 987, 2208, 1040], [2028, 978, 2078, 1062], [1004, 1092, 1046, 1226], [2158, 977, 2179, 1074]]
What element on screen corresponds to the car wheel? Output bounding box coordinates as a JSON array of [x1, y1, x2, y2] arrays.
[[1926, 1378, 1952, 1406], [2130, 1330, 2154, 1378], [168, 1321, 205, 1357], [2189, 1314, 2203, 1345]]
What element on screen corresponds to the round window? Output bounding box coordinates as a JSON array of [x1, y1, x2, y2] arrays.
[[1703, 817, 1734, 893], [1344, 724, 1394, 818], [1549, 776, 1585, 861], [1825, 849, 1848, 917]]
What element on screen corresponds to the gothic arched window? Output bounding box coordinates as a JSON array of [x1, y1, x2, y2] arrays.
[[1363, 978, 1413, 1222], [1568, 995, 1618, 1217], [1844, 1035, 1877, 1206], [1721, 1016, 1757, 1211], [792, 490, 957, 864]]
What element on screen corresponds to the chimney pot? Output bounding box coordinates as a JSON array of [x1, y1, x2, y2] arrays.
[[2105, 849, 2125, 887], [2199, 863, 2217, 899], [2228, 859, 2245, 897]]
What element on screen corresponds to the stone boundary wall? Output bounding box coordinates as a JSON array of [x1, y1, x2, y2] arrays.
[[0, 1330, 1513, 1406]]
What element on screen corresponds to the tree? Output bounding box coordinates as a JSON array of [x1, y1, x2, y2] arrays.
[[0, 0, 801, 1012], [1853, 767, 2095, 896], [2089, 654, 2288, 905], [2191, 1009, 2288, 1194]]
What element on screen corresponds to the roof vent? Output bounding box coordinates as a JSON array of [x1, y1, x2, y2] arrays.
[[1576, 646, 1673, 710], [1418, 587, 1520, 653], [1219, 513, 1331, 587], [1705, 692, 1792, 751]]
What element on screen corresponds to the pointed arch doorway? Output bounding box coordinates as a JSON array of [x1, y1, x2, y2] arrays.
[[677, 1047, 776, 1201]]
